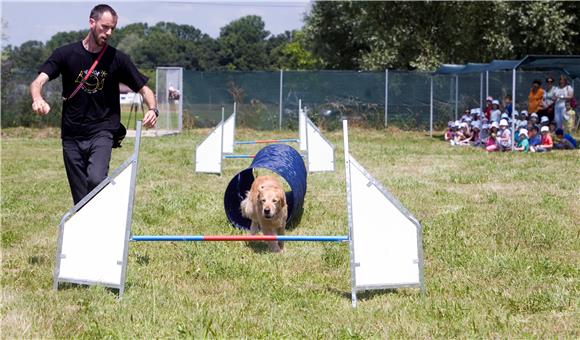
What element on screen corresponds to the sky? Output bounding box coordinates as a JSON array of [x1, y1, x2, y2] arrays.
[[0, 0, 312, 48]]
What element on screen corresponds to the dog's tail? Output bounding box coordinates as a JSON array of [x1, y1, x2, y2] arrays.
[[240, 191, 253, 218]]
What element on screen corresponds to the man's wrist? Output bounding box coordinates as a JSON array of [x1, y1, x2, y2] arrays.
[[149, 107, 159, 117]]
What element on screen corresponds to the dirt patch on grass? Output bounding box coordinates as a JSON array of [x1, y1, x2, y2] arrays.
[[1, 127, 61, 139]]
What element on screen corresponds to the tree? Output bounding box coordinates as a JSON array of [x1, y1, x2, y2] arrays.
[[269, 30, 321, 70], [216, 15, 270, 70], [507, 1, 577, 56], [304, 1, 580, 71], [45, 30, 87, 51]]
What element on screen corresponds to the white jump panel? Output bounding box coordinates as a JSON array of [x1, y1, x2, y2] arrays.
[[306, 118, 335, 172], [222, 113, 236, 154], [195, 121, 223, 174], [55, 160, 136, 291], [348, 156, 423, 293]]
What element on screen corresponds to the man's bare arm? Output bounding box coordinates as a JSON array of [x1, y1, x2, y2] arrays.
[[30, 72, 51, 115], [139, 85, 158, 128]]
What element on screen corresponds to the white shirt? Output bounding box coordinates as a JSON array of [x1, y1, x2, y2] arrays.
[[490, 109, 501, 122], [544, 86, 557, 107], [553, 85, 573, 108]]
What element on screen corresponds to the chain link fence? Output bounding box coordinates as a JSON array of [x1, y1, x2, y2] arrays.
[[183, 70, 578, 131], [3, 69, 577, 131]]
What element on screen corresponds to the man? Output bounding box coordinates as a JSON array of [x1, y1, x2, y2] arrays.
[[30, 4, 158, 205]]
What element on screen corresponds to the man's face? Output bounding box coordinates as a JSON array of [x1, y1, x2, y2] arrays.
[[90, 11, 117, 46]]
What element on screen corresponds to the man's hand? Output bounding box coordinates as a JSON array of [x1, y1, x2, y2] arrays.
[[143, 109, 158, 128], [30, 73, 50, 115], [32, 98, 51, 115], [138, 85, 158, 128]]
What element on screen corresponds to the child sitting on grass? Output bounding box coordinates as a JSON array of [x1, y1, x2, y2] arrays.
[[514, 129, 529, 152], [444, 121, 455, 142], [470, 121, 482, 147], [477, 123, 490, 148], [532, 126, 553, 152], [456, 122, 473, 146], [486, 121, 499, 152], [528, 126, 541, 148], [490, 100, 502, 122], [554, 128, 577, 150], [497, 119, 512, 151]]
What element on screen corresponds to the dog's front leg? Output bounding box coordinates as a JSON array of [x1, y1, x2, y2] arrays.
[[250, 221, 260, 235], [262, 227, 281, 253], [277, 226, 285, 251]]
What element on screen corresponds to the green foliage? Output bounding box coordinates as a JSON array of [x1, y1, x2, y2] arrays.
[[270, 30, 322, 70], [216, 15, 270, 71], [304, 1, 580, 71]]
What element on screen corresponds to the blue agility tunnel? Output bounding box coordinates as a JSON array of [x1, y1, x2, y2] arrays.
[[224, 144, 307, 230]]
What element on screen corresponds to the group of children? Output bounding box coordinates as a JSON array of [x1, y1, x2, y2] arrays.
[[445, 104, 578, 152]]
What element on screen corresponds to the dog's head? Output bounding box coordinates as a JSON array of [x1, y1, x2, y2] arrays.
[[257, 186, 286, 219]]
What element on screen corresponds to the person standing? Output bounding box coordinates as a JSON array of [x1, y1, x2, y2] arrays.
[[30, 4, 158, 205], [552, 75, 574, 130], [542, 77, 557, 121], [527, 79, 545, 114]]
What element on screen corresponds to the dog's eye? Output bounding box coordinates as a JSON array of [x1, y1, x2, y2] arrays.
[[261, 199, 266, 203], [272, 199, 278, 203]]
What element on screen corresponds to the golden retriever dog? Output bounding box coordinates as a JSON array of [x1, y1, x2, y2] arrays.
[[240, 175, 288, 252]]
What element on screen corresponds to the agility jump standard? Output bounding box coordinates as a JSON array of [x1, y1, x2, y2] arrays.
[[54, 121, 424, 308], [195, 100, 335, 174]]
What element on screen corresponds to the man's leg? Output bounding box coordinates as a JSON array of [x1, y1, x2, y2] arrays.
[[62, 139, 88, 205], [86, 131, 114, 193]]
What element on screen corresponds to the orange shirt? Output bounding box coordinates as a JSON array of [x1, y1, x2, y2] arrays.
[[528, 88, 545, 113]]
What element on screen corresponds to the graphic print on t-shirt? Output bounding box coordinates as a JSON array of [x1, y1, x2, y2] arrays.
[[74, 69, 108, 94]]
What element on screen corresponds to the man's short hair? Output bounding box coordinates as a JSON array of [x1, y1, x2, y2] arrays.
[[90, 4, 117, 21], [532, 79, 541, 86]]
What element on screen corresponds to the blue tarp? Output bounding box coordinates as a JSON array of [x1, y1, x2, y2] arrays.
[[459, 63, 489, 74], [433, 64, 465, 75], [517, 55, 580, 79], [434, 55, 580, 77]]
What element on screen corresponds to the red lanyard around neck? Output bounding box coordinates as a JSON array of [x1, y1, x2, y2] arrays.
[[64, 44, 108, 101]]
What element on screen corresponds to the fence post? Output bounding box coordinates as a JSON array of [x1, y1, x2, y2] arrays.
[[486, 70, 489, 99], [455, 75, 459, 121], [511, 68, 516, 151], [279, 69, 283, 130], [385, 69, 389, 128], [480, 72, 483, 110], [430, 77, 433, 137]]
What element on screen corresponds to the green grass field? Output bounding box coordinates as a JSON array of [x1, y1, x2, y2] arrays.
[[1, 127, 579, 338]]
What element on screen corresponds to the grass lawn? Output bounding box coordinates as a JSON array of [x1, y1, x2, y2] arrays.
[[1, 126, 579, 338]]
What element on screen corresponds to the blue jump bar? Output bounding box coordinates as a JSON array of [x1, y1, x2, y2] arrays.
[[235, 138, 300, 145], [225, 154, 305, 159], [131, 235, 349, 242], [224, 154, 255, 159]]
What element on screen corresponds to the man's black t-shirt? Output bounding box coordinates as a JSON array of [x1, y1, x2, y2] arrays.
[[39, 41, 148, 138]]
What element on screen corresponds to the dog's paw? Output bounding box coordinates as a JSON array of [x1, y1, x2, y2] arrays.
[[267, 241, 281, 253]]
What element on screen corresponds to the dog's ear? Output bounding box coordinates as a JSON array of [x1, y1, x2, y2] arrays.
[[279, 189, 286, 208]]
